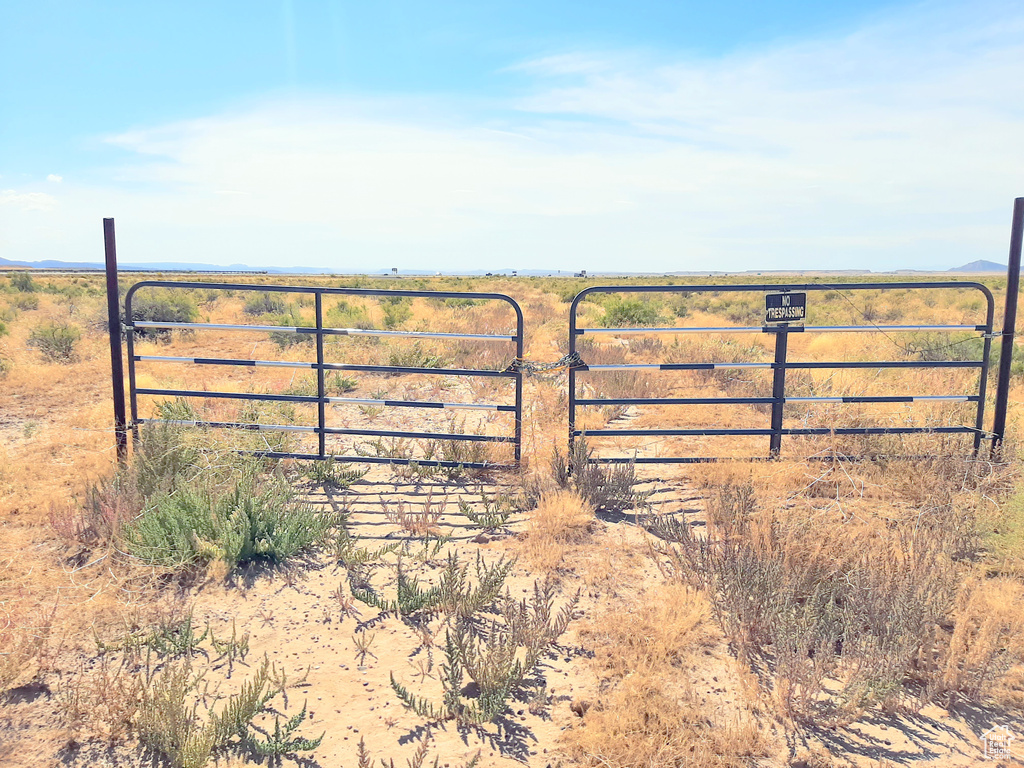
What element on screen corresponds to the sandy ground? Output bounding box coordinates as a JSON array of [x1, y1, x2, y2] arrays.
[[3, 464, 1020, 767]]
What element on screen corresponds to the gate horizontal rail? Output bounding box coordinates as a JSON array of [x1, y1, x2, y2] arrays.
[[578, 324, 987, 335], [125, 280, 524, 469], [568, 281, 995, 464]]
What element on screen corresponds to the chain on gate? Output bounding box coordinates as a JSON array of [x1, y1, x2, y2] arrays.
[[505, 351, 586, 379]]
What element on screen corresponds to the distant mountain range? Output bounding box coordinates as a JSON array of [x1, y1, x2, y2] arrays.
[[0, 255, 1011, 276], [949, 260, 1007, 272]]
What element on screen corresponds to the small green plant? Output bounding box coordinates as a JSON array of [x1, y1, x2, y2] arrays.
[[302, 456, 366, 488], [136, 660, 217, 768], [125, 471, 337, 571], [350, 558, 443, 618], [249, 702, 324, 758], [457, 492, 517, 532], [335, 527, 402, 566], [390, 578, 577, 724], [27, 319, 80, 362], [210, 619, 251, 675], [328, 372, 359, 393], [136, 655, 321, 768], [143, 610, 210, 658]]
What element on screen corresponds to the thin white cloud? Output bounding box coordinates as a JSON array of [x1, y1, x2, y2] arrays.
[[0, 190, 57, 212], [46, 174, 63, 183], [2, 0, 1022, 270]]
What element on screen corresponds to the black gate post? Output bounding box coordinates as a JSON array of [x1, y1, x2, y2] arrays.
[[314, 291, 327, 458], [103, 218, 128, 463], [769, 326, 789, 458], [992, 197, 1024, 452]]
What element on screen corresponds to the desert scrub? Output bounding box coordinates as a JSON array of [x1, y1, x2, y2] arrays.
[[551, 436, 646, 512], [386, 341, 449, 369], [130, 656, 321, 768], [52, 422, 204, 546], [242, 292, 288, 316], [391, 578, 578, 724], [124, 470, 336, 571], [648, 480, 967, 722], [325, 299, 371, 328], [27, 319, 81, 362], [128, 288, 199, 337], [9, 271, 36, 292], [381, 295, 413, 328], [598, 295, 663, 327]]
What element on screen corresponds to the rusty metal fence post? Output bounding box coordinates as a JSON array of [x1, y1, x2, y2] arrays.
[[103, 218, 128, 463], [992, 197, 1024, 452]]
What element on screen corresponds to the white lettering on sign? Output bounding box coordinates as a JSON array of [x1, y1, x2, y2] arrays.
[[766, 306, 804, 320]]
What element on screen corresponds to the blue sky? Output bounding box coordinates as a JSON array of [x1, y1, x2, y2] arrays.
[[1, 0, 1022, 272]]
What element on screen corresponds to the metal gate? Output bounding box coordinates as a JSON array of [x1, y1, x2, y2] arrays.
[[568, 282, 996, 464], [123, 280, 524, 469]]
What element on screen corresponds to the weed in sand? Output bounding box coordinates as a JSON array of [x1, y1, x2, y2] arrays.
[[391, 577, 577, 725], [124, 470, 336, 571], [552, 435, 646, 512], [457, 491, 518, 533], [382, 493, 447, 537], [301, 455, 366, 488], [353, 631, 378, 667]]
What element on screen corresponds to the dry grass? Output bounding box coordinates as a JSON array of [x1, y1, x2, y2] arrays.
[[519, 490, 594, 572], [0, 590, 58, 693], [564, 671, 772, 768], [579, 582, 715, 678], [936, 576, 1024, 704]]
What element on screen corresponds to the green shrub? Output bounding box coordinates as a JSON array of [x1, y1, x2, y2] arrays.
[[0, 357, 10, 378], [27, 320, 81, 362], [126, 290, 199, 341], [440, 297, 479, 309], [325, 300, 371, 329], [125, 471, 336, 570], [599, 297, 662, 327], [243, 293, 288, 316], [381, 297, 412, 329], [10, 272, 36, 292], [51, 422, 204, 547]]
